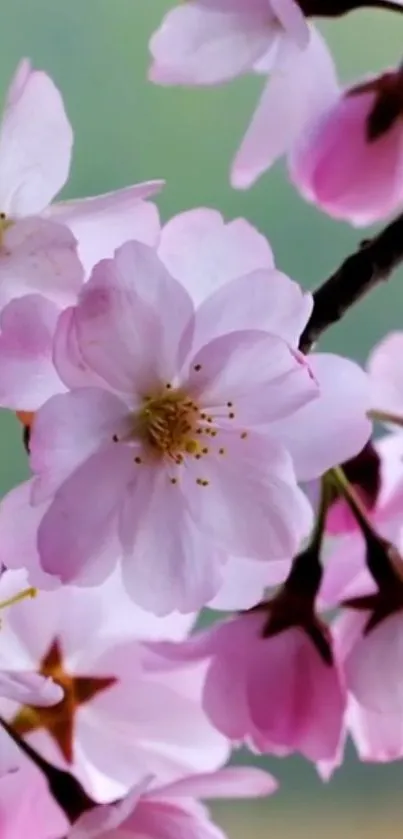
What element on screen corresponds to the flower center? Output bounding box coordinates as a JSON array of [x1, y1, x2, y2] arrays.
[[135, 388, 202, 462]]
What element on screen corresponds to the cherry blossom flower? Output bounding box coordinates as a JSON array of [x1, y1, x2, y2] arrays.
[[149, 0, 309, 87], [70, 767, 277, 839], [0, 569, 228, 802], [150, 609, 346, 763], [290, 65, 403, 225], [22, 239, 372, 613]]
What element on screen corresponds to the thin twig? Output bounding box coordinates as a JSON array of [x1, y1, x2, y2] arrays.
[[299, 211, 403, 353]]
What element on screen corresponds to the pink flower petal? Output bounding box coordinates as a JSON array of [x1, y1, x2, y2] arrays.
[[0, 480, 59, 589], [0, 217, 83, 310], [36, 445, 134, 584], [183, 431, 313, 560], [185, 330, 318, 425], [30, 387, 131, 502], [367, 331, 403, 417], [149, 1, 275, 86], [270, 0, 309, 48], [74, 242, 193, 396], [120, 467, 225, 615], [0, 294, 64, 410], [0, 670, 63, 706], [189, 268, 313, 352], [159, 208, 274, 306], [290, 89, 403, 226], [49, 183, 163, 275], [156, 766, 278, 800], [232, 27, 339, 188], [208, 555, 290, 611], [0, 63, 72, 216], [348, 695, 403, 763], [345, 612, 403, 714], [247, 628, 345, 761], [269, 353, 372, 481]]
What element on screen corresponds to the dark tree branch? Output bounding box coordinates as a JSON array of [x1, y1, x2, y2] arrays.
[[299, 211, 403, 353]]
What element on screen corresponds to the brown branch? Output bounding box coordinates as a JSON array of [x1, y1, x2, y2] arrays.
[[299, 211, 403, 353]]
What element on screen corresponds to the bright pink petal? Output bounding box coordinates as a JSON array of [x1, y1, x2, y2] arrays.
[[186, 330, 318, 425], [49, 183, 163, 275], [232, 27, 339, 188], [149, 1, 275, 86], [0, 63, 72, 215], [248, 628, 346, 761], [190, 268, 313, 351], [30, 387, 131, 502], [120, 467, 225, 615], [159, 208, 274, 306], [0, 217, 83, 309], [36, 445, 134, 584], [269, 353, 372, 481], [183, 432, 313, 560], [291, 88, 403, 226], [0, 295, 64, 410], [73, 242, 193, 396]]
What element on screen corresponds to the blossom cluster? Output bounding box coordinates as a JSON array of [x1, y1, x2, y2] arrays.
[[1, 1, 403, 836]]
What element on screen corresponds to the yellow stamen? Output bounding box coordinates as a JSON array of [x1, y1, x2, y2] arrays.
[[0, 587, 37, 611]]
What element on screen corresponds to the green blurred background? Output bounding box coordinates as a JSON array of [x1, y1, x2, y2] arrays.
[[1, 1, 403, 835]]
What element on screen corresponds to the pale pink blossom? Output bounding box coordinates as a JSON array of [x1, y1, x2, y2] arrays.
[[149, 0, 309, 87], [0, 761, 67, 838], [23, 240, 373, 613], [0, 569, 228, 802], [70, 767, 277, 839], [152, 611, 346, 763], [290, 67, 403, 225]]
